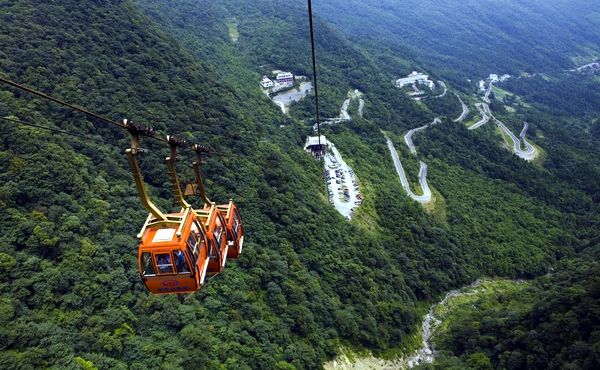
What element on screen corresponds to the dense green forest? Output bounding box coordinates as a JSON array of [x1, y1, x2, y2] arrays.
[[316, 0, 600, 85], [1, 0, 599, 369], [501, 72, 600, 117], [423, 262, 600, 369]]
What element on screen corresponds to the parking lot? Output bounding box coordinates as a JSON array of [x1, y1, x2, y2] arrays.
[[323, 141, 362, 219]]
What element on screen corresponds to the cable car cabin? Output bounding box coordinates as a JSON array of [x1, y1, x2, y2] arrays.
[[216, 201, 244, 259], [137, 208, 210, 295], [195, 204, 229, 275]]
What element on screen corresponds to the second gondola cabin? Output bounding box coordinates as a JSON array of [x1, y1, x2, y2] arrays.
[[195, 204, 229, 275], [138, 208, 210, 294], [217, 201, 244, 259]]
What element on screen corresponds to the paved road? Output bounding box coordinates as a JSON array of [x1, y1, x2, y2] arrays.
[[483, 81, 493, 104], [494, 117, 537, 161], [358, 99, 365, 117], [385, 117, 439, 204], [436, 81, 448, 98], [453, 94, 469, 122], [274, 100, 287, 114], [469, 103, 491, 130], [340, 98, 351, 120], [519, 122, 537, 160], [385, 135, 432, 203], [472, 88, 538, 161], [315, 89, 364, 131], [573, 62, 600, 72], [404, 118, 442, 154]]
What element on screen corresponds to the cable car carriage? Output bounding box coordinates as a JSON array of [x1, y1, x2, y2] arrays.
[[124, 122, 243, 297], [186, 144, 244, 261], [195, 204, 228, 274], [217, 201, 244, 259], [137, 208, 209, 294]]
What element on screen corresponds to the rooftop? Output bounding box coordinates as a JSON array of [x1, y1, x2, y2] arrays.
[[304, 135, 327, 148]]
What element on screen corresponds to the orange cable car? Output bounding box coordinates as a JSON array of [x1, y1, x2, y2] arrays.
[[125, 123, 212, 295], [125, 121, 244, 297], [137, 208, 210, 294], [187, 144, 244, 260], [217, 201, 244, 259], [194, 204, 228, 275]]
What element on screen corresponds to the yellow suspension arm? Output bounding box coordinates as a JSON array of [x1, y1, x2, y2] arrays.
[[125, 120, 167, 221], [166, 136, 191, 209]]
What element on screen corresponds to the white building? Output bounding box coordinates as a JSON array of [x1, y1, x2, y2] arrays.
[[276, 72, 294, 85], [489, 74, 499, 83], [396, 71, 434, 90], [499, 74, 511, 82], [260, 76, 274, 89], [479, 80, 486, 92]]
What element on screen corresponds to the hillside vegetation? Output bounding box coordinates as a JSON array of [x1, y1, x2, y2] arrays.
[[425, 264, 600, 369], [0, 0, 599, 369], [316, 0, 600, 83]]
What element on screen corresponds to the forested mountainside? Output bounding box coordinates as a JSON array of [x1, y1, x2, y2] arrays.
[[316, 0, 600, 84], [428, 263, 600, 369], [1, 0, 599, 369]]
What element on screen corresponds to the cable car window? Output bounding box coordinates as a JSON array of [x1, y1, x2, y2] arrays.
[[141, 252, 156, 276], [156, 253, 174, 274], [187, 234, 197, 250], [189, 229, 197, 241], [208, 239, 217, 257], [186, 235, 200, 261], [193, 242, 200, 259], [214, 216, 223, 246], [190, 221, 206, 255], [186, 245, 196, 266], [233, 212, 240, 233], [191, 221, 204, 240], [174, 250, 190, 274]]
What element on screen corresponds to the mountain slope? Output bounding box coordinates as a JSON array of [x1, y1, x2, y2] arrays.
[[0, 1, 461, 368], [1, 0, 599, 369], [316, 0, 600, 80]]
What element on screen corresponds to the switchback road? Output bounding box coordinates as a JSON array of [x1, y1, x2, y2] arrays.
[[453, 94, 469, 122], [404, 118, 442, 154], [385, 135, 432, 203]]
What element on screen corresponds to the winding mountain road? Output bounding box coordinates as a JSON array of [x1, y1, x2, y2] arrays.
[[404, 118, 442, 154], [468, 80, 538, 161], [483, 81, 493, 104], [495, 118, 537, 161], [453, 94, 469, 122], [340, 98, 351, 120], [384, 117, 440, 204], [469, 100, 537, 161], [385, 135, 432, 203], [469, 103, 491, 130], [436, 81, 448, 98], [315, 89, 364, 130], [358, 99, 365, 117]]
